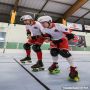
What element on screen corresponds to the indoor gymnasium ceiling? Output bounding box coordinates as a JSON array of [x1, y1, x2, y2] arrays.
[[0, 0, 90, 25]]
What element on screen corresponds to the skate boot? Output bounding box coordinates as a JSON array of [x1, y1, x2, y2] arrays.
[[48, 62, 60, 74], [20, 56, 31, 63], [31, 60, 44, 72], [68, 66, 80, 82]]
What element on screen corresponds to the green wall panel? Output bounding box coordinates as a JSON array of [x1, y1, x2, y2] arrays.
[[5, 42, 90, 51], [6, 42, 17, 49]]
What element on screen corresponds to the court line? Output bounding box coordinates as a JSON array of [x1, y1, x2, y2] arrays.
[[14, 58, 50, 90]]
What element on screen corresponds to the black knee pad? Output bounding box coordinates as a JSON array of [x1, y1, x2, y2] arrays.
[[23, 43, 31, 50], [32, 45, 41, 52], [59, 49, 71, 58], [50, 48, 59, 56]]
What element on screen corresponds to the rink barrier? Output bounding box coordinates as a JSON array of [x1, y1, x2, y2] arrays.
[[5, 42, 90, 51], [1, 42, 90, 51]]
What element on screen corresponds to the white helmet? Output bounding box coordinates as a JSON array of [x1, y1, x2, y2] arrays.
[[38, 16, 52, 23], [20, 15, 33, 21]]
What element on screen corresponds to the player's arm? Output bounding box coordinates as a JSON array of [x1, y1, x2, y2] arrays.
[[37, 22, 52, 41], [41, 30, 52, 42], [26, 25, 32, 39], [65, 33, 75, 41], [59, 24, 75, 40], [26, 29, 32, 39], [62, 29, 75, 41], [26, 29, 31, 36]]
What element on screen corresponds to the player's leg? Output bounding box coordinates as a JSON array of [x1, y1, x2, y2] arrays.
[[20, 43, 31, 63], [59, 38, 79, 81], [31, 44, 44, 71], [48, 48, 60, 74]]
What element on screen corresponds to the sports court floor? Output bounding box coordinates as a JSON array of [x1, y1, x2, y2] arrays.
[[0, 49, 90, 90]]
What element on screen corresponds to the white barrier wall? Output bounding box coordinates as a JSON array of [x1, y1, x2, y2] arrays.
[[0, 22, 90, 47], [6, 24, 27, 43], [0, 22, 27, 43]]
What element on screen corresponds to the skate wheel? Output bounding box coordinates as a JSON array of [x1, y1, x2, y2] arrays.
[[68, 77, 79, 82], [32, 68, 38, 72], [32, 68, 44, 72], [39, 68, 44, 71], [74, 77, 79, 82], [55, 69, 60, 74], [20, 61, 25, 64], [27, 60, 32, 63], [49, 69, 60, 74]]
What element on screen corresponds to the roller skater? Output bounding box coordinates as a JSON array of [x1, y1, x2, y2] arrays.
[[20, 15, 44, 66], [38, 16, 79, 81]]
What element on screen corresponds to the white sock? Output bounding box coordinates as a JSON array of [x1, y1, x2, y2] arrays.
[[66, 56, 74, 67], [52, 56, 58, 63]]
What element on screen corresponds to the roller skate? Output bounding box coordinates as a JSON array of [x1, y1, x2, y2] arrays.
[[68, 66, 80, 82], [48, 62, 60, 74], [20, 56, 31, 64], [31, 60, 44, 72]]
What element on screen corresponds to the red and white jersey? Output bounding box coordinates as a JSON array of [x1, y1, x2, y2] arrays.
[[26, 21, 43, 36], [41, 23, 69, 40]]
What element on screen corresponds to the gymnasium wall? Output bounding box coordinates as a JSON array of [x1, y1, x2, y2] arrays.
[[0, 22, 49, 50], [0, 22, 90, 51]]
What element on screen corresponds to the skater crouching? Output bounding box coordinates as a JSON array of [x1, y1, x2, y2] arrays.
[[20, 15, 44, 71], [38, 16, 79, 81]]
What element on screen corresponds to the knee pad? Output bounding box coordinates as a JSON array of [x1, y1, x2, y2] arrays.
[[32, 45, 41, 52], [59, 49, 71, 58], [23, 43, 31, 50], [50, 48, 59, 56]]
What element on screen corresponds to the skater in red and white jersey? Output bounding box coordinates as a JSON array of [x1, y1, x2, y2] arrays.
[[20, 15, 44, 70], [38, 16, 79, 81]]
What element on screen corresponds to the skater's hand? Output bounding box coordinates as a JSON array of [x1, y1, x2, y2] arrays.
[[68, 39, 74, 42], [27, 35, 32, 40], [44, 38, 50, 43]]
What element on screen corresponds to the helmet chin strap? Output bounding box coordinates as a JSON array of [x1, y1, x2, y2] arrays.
[[48, 22, 53, 28], [30, 20, 35, 26], [47, 22, 51, 28], [29, 21, 32, 25]]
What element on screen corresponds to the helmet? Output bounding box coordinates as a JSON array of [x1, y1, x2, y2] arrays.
[[38, 16, 52, 23], [20, 15, 33, 21]]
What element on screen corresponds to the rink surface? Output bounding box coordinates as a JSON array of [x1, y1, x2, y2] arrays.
[[0, 49, 90, 90]]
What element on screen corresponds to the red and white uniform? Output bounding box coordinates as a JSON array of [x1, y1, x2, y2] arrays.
[[41, 23, 69, 49], [26, 21, 44, 45]]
